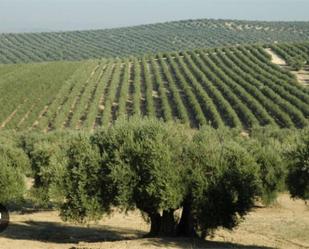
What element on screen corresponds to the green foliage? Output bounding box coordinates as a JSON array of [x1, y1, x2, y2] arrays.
[[0, 61, 81, 131], [271, 43, 309, 71], [286, 130, 309, 201], [289, 58, 306, 71], [0, 143, 30, 204], [61, 118, 187, 224], [28, 142, 64, 206], [248, 140, 286, 205], [0, 118, 307, 237], [60, 135, 102, 223], [25, 120, 302, 237], [20, 131, 76, 207], [183, 128, 261, 236], [60, 119, 282, 237]]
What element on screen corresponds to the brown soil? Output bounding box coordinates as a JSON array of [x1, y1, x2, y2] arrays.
[[291, 66, 309, 86], [0, 194, 308, 249], [264, 48, 287, 66]]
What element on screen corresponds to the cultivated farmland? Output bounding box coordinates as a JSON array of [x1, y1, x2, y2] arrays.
[[0, 43, 308, 132]]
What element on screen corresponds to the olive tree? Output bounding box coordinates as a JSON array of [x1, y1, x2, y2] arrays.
[[61, 118, 187, 236], [286, 132, 309, 201], [20, 131, 75, 207], [0, 144, 30, 205], [177, 127, 261, 237], [59, 120, 264, 238], [244, 137, 287, 205], [60, 134, 103, 223]]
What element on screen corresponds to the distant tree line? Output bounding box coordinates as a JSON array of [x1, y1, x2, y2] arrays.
[[1, 20, 309, 64]]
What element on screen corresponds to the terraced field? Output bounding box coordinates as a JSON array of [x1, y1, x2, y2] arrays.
[[0, 43, 308, 131], [1, 19, 309, 64]]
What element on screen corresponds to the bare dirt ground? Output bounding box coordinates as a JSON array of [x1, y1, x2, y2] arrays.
[[291, 66, 309, 86], [264, 48, 287, 66], [0, 194, 308, 249], [265, 48, 309, 86]]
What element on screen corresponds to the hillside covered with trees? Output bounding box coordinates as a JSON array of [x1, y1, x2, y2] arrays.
[[0, 43, 308, 132], [1, 19, 309, 64]]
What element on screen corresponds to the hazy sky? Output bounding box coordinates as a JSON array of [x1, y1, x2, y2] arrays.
[[0, 0, 309, 33]]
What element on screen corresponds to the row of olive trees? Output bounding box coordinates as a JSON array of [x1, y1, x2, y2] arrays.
[[1, 118, 308, 237], [270, 44, 308, 71]]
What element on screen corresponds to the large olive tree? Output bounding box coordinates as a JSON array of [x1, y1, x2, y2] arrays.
[[177, 127, 261, 237], [59, 119, 263, 237]]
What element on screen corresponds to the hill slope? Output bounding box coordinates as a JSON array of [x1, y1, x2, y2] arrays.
[[1, 19, 309, 64], [0, 43, 308, 131]]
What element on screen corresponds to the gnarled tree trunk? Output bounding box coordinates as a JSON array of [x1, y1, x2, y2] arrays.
[[159, 209, 177, 236], [177, 200, 197, 237], [148, 212, 161, 237]]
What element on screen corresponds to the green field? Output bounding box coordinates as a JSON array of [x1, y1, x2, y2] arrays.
[[1, 19, 309, 64], [0, 43, 308, 131]]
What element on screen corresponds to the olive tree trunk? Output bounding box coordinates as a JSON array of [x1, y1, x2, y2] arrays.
[[177, 200, 197, 237]]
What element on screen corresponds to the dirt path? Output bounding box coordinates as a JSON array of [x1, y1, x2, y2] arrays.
[[264, 48, 287, 66], [265, 48, 309, 86], [17, 102, 37, 128], [1, 194, 308, 249], [0, 108, 20, 129], [291, 66, 309, 87]]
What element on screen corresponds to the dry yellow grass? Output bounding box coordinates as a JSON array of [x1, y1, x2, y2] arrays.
[[0, 194, 308, 249]]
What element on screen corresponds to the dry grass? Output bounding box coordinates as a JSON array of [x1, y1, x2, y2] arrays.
[[0, 194, 308, 249]]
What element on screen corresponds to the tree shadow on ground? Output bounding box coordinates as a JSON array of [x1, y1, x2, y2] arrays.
[[142, 238, 276, 249], [2, 221, 145, 243], [2, 221, 276, 249]]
